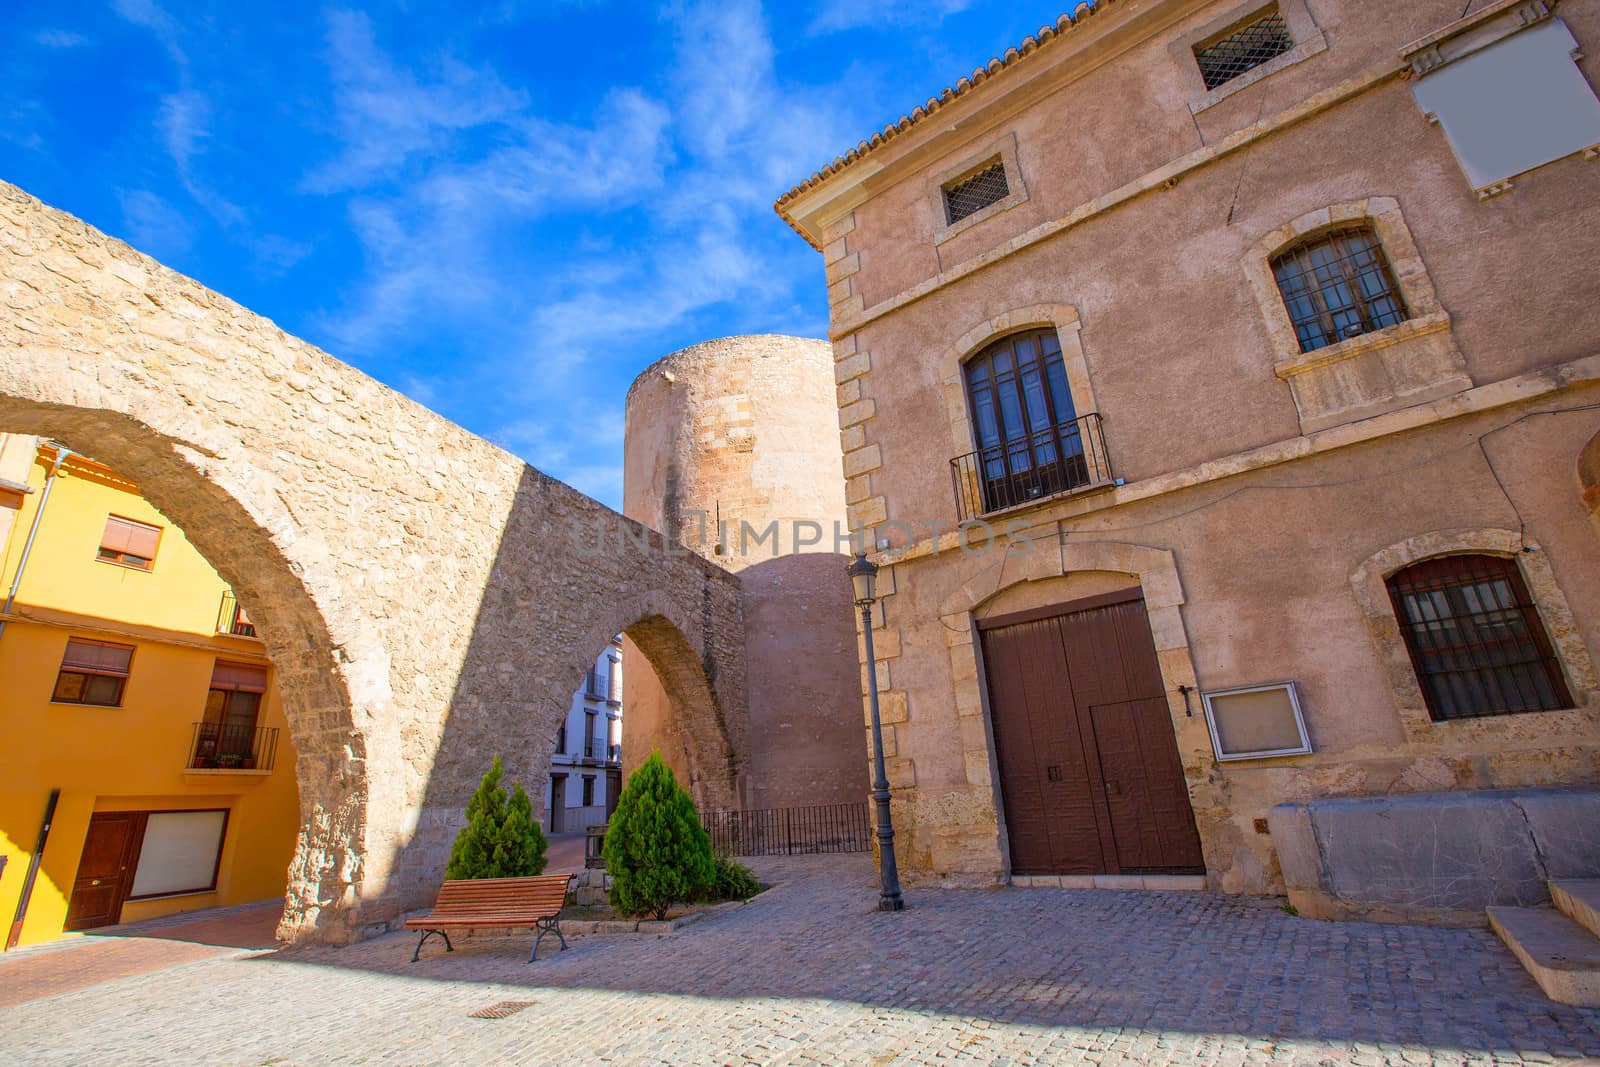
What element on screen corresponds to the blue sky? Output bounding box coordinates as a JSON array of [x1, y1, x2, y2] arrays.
[[3, 1, 1055, 507]]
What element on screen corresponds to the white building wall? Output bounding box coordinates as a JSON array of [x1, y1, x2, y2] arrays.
[[542, 637, 623, 833]]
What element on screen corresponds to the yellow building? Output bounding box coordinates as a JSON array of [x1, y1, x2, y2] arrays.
[[0, 435, 299, 947]]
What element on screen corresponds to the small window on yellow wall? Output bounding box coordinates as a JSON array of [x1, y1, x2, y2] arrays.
[[98, 515, 162, 570], [53, 637, 134, 706]]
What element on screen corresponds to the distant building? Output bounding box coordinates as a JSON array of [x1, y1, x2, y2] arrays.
[[0, 435, 299, 945], [543, 637, 623, 833]]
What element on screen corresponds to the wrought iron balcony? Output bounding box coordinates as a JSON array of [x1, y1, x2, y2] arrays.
[[216, 591, 257, 637], [950, 412, 1112, 521], [188, 722, 278, 771]]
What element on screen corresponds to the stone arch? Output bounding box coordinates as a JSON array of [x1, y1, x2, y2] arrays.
[[1580, 429, 1600, 536], [0, 401, 373, 945], [936, 303, 1099, 462], [575, 588, 748, 812], [1350, 528, 1599, 744], [936, 539, 1221, 877], [0, 180, 751, 943]]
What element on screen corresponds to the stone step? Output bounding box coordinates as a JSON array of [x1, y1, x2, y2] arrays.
[[1550, 879, 1600, 940], [1487, 905, 1600, 1006]]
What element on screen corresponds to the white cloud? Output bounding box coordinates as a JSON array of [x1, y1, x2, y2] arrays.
[[303, 9, 530, 194], [34, 30, 88, 48], [117, 188, 193, 257], [808, 0, 975, 35]]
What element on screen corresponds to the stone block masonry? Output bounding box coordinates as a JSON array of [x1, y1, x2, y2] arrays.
[[0, 180, 751, 945]]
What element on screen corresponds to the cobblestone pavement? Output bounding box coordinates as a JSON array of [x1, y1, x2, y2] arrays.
[[3, 855, 1598, 1065], [0, 900, 281, 1008]]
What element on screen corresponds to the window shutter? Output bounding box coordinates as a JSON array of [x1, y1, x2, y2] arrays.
[[210, 661, 268, 693], [61, 638, 134, 675], [101, 516, 161, 557]]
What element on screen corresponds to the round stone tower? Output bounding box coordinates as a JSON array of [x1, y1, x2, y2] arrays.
[[623, 335, 868, 810]]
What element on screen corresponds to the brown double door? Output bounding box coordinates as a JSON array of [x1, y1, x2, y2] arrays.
[[980, 590, 1204, 875], [64, 812, 146, 931]]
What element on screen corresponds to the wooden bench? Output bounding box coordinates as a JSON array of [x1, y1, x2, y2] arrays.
[[405, 873, 574, 962]]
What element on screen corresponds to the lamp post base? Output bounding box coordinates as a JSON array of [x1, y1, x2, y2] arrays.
[[878, 894, 906, 912]]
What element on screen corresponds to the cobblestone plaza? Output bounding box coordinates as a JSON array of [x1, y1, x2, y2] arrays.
[[4, 856, 1598, 1065]]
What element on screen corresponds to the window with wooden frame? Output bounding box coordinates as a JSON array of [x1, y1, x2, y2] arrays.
[[197, 661, 268, 766], [1271, 226, 1410, 353], [53, 638, 134, 706], [1194, 5, 1294, 91], [1386, 555, 1573, 721], [958, 329, 1109, 515], [97, 515, 162, 570]]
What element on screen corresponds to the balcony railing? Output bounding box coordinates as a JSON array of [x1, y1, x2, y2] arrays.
[[216, 591, 257, 637], [950, 412, 1112, 521], [188, 722, 278, 771]]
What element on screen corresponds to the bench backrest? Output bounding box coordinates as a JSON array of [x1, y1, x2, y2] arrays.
[[431, 874, 573, 917]]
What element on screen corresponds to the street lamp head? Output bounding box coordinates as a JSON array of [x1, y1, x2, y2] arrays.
[[848, 552, 879, 606]]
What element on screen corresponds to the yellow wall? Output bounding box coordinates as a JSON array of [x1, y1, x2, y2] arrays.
[[0, 443, 300, 946]]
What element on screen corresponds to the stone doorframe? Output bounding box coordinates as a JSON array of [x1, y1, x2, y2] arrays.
[[1350, 527, 1600, 746], [938, 539, 1216, 878]]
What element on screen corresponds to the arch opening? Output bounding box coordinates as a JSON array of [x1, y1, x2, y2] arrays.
[[0, 415, 367, 947]]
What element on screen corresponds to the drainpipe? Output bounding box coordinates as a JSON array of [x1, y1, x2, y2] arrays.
[[0, 444, 70, 644]]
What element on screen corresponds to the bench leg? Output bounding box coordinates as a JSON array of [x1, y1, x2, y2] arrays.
[[412, 929, 452, 963], [530, 918, 567, 962]]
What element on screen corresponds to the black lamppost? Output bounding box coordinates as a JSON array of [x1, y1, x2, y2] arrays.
[[849, 551, 905, 911]]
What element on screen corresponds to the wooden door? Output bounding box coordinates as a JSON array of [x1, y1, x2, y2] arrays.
[[549, 776, 566, 833], [980, 591, 1204, 875], [981, 617, 1107, 874], [65, 813, 144, 931]]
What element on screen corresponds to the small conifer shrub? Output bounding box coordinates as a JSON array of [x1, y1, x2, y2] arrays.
[[446, 755, 549, 880], [603, 751, 715, 919]]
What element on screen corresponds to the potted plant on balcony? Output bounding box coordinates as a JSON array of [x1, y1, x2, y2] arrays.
[[216, 753, 244, 769]]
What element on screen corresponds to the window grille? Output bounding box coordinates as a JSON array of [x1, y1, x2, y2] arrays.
[[1386, 555, 1572, 721], [1194, 8, 1294, 91], [1271, 225, 1408, 352], [943, 160, 1009, 225]]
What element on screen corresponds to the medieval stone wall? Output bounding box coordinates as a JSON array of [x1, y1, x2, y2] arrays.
[[623, 336, 868, 811], [0, 180, 749, 943]]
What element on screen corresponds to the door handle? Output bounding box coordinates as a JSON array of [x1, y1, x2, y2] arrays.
[[91, 879, 101, 886], [1105, 780, 1121, 796]]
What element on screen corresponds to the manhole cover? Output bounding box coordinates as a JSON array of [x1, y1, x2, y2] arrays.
[[468, 1000, 537, 1019]]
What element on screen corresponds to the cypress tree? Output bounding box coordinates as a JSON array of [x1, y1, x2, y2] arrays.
[[603, 751, 715, 920], [446, 756, 549, 880]]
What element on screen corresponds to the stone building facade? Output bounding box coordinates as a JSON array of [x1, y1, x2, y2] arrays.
[[624, 336, 868, 811], [776, 0, 1600, 913]]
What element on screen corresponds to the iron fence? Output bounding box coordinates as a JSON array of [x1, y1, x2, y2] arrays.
[[188, 722, 279, 771], [701, 802, 871, 857], [950, 412, 1112, 520]]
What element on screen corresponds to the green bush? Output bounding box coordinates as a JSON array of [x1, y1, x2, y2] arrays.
[[445, 756, 548, 880], [703, 853, 762, 903], [603, 751, 715, 920]]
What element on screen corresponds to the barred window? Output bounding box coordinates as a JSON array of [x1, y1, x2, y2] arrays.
[[1194, 7, 1294, 91], [943, 160, 1009, 225], [1271, 226, 1409, 353], [1386, 555, 1573, 721]]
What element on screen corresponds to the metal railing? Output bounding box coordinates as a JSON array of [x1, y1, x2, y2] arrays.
[[216, 591, 256, 637], [950, 412, 1112, 521], [188, 722, 278, 771], [701, 802, 871, 857]]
